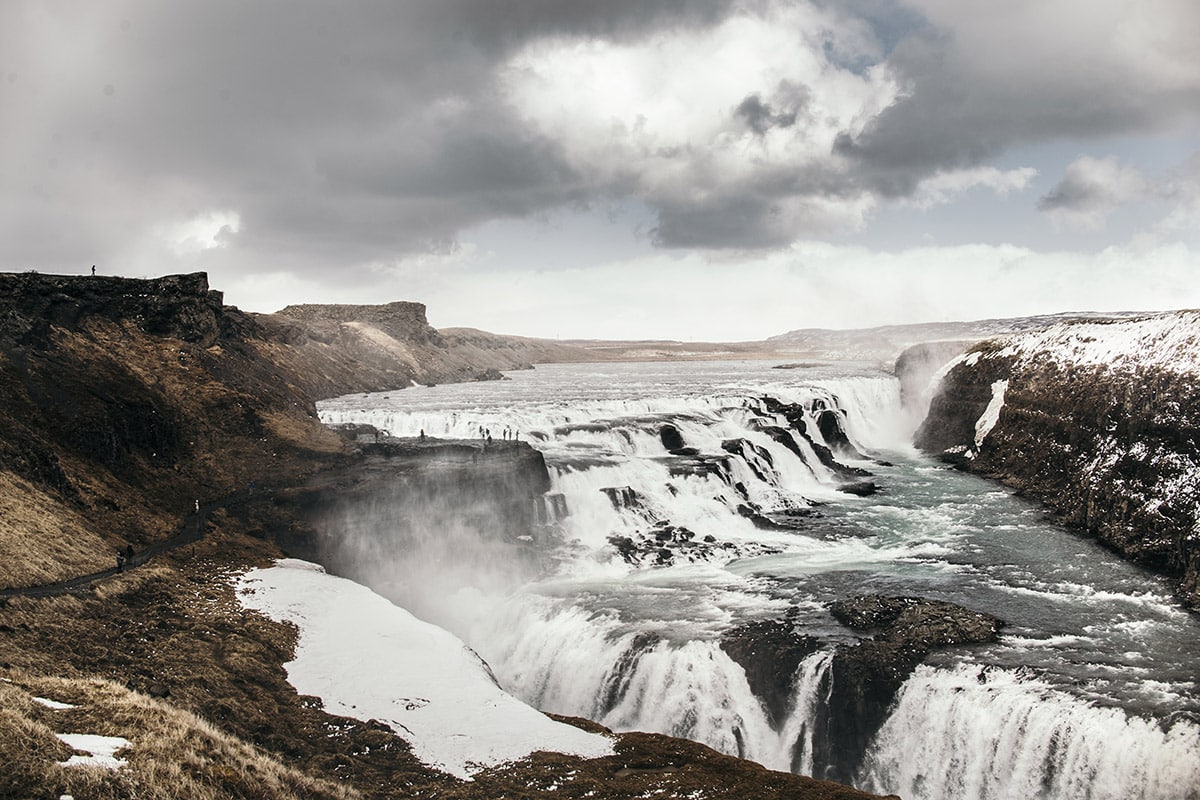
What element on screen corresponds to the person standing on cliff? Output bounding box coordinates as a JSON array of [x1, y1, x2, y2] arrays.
[[91, 265, 96, 276]]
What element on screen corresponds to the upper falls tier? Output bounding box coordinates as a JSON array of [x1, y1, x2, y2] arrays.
[[913, 310, 1200, 607]]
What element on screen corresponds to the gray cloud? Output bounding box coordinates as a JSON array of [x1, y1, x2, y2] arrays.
[[836, 1, 1200, 196], [735, 93, 799, 136], [2, 0, 1198, 285]]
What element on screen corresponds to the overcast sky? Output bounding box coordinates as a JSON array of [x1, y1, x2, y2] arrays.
[[3, 1, 1199, 340]]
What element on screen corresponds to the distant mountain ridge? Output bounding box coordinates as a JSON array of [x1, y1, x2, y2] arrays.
[[764, 311, 1150, 363]]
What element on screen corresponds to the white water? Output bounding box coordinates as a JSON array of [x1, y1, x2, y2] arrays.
[[318, 360, 1200, 799], [861, 664, 1200, 800]]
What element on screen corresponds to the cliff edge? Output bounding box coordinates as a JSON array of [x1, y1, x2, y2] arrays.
[[915, 311, 1200, 607]]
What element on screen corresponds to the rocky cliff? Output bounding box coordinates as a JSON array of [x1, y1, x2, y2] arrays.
[[261, 304, 596, 396], [915, 311, 1200, 607]]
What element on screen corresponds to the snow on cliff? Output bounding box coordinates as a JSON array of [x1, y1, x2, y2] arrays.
[[990, 310, 1200, 374], [236, 559, 613, 779]]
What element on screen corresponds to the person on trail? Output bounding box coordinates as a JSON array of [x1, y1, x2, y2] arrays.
[[116, 550, 126, 571], [91, 265, 96, 276], [194, 499, 199, 513], [125, 544, 134, 561], [419, 429, 426, 441]]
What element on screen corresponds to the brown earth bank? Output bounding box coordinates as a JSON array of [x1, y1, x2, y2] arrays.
[[912, 313, 1200, 608], [0, 272, 894, 799]]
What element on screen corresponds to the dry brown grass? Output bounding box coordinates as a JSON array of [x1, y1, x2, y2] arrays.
[[0, 470, 112, 589], [261, 409, 345, 454], [1, 671, 360, 800]]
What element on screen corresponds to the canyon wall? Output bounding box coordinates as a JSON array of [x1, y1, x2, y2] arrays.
[[914, 311, 1200, 607]]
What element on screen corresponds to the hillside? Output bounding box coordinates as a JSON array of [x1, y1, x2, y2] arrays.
[[915, 311, 1200, 607], [0, 272, 888, 800]]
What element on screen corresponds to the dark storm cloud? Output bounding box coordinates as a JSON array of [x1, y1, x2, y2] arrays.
[[834, 2, 1200, 198], [2, 0, 1198, 275], [0, 0, 735, 275], [652, 195, 793, 250]]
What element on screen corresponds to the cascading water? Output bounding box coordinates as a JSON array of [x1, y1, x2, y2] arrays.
[[860, 664, 1200, 800], [318, 360, 1200, 799]]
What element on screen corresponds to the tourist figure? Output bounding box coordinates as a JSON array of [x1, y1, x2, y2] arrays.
[[194, 499, 199, 513], [116, 549, 126, 571], [419, 429, 426, 441], [91, 265, 96, 276]]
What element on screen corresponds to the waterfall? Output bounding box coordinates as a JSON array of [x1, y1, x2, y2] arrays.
[[859, 664, 1200, 800], [316, 362, 1200, 799], [466, 593, 836, 773]]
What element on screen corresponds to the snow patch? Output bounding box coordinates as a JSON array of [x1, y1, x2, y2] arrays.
[[974, 379, 1009, 448], [33, 697, 77, 710], [56, 733, 130, 769], [236, 560, 613, 779]]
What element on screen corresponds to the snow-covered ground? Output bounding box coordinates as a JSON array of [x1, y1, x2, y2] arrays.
[[236, 559, 614, 779], [990, 310, 1200, 374]]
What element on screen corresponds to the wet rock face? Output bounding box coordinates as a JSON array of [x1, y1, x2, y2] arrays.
[[829, 595, 1003, 646], [821, 596, 1002, 784], [659, 423, 686, 452], [915, 327, 1200, 608], [720, 618, 821, 728]]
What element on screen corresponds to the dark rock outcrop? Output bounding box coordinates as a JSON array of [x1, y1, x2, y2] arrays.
[[915, 312, 1200, 607], [758, 397, 871, 479], [821, 595, 1002, 783], [720, 617, 821, 728], [659, 423, 686, 452], [0, 271, 226, 348]]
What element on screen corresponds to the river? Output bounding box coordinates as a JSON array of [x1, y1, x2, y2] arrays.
[[318, 360, 1200, 800]]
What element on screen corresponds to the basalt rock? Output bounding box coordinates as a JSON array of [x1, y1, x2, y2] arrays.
[[0, 272, 226, 348], [757, 398, 871, 479], [720, 617, 821, 727], [660, 423, 686, 452], [820, 595, 1002, 784]]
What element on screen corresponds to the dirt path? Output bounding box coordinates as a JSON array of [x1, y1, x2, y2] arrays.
[[0, 489, 270, 599]]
